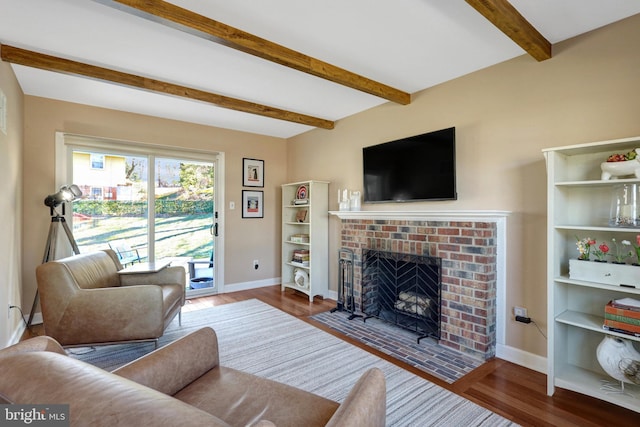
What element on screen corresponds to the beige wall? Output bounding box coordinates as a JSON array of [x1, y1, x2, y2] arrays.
[[287, 15, 640, 357], [0, 60, 24, 347], [21, 97, 287, 318]]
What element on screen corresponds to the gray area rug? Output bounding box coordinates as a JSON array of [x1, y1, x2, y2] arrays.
[[70, 299, 518, 427]]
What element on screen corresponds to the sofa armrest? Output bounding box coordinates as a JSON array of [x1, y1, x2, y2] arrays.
[[119, 266, 186, 288], [325, 368, 386, 427], [0, 336, 66, 356], [113, 327, 220, 396]]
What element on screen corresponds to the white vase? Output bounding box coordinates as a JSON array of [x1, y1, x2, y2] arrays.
[[349, 191, 361, 211], [569, 259, 640, 288]]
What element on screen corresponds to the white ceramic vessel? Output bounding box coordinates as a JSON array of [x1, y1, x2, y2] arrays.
[[601, 149, 640, 180]]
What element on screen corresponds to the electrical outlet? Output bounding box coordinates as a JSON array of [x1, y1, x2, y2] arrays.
[[253, 260, 259, 270], [514, 306, 528, 318]]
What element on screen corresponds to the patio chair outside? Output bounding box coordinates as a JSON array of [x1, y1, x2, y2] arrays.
[[188, 251, 214, 290], [108, 239, 146, 266]]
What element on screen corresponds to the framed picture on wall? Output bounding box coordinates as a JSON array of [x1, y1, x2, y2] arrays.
[[242, 158, 264, 187], [242, 190, 264, 218]]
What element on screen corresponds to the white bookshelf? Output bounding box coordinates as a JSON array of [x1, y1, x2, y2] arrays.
[[543, 136, 640, 412], [281, 180, 329, 302]]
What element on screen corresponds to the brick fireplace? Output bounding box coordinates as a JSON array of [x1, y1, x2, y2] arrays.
[[330, 211, 508, 361]]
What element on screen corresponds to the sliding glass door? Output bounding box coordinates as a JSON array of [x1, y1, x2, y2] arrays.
[[152, 157, 216, 296], [60, 135, 221, 297]]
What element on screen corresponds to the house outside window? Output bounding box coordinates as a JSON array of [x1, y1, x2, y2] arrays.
[[91, 187, 103, 200]]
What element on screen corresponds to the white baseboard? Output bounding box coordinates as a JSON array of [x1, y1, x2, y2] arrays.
[[496, 343, 547, 374], [28, 313, 43, 326], [221, 280, 339, 304], [222, 277, 281, 293], [7, 320, 28, 347]]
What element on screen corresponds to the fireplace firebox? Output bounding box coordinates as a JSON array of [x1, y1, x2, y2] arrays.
[[362, 249, 441, 343]]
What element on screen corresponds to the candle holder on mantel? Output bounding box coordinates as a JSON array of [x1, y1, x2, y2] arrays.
[[337, 189, 362, 211], [609, 183, 639, 227], [338, 189, 350, 211], [349, 191, 361, 211]]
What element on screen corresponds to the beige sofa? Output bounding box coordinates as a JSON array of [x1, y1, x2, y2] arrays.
[[0, 327, 386, 426], [35, 250, 185, 347]]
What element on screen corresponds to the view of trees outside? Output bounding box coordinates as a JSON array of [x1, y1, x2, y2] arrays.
[[71, 152, 214, 263]]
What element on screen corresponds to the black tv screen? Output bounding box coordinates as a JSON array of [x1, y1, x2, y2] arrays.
[[363, 127, 456, 203]]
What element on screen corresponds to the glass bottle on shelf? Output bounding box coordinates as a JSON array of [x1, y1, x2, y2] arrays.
[[609, 183, 638, 227]]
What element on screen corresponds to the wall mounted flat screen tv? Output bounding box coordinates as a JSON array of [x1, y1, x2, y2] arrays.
[[363, 127, 456, 203]]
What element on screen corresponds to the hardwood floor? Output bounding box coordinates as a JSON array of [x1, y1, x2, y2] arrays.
[[25, 285, 638, 426]]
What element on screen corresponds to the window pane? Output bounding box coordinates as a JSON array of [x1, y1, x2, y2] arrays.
[[154, 158, 214, 261], [72, 151, 149, 258], [90, 153, 104, 169]]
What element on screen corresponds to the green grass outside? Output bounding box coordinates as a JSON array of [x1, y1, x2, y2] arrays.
[[72, 214, 213, 260]]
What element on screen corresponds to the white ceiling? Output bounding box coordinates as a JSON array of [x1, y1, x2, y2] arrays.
[[1, 0, 639, 138]]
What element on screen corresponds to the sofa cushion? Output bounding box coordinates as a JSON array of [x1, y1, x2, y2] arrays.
[[114, 327, 220, 396], [60, 251, 121, 289], [174, 365, 339, 427]]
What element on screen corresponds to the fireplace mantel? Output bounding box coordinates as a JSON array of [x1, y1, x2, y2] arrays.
[[329, 210, 511, 221]]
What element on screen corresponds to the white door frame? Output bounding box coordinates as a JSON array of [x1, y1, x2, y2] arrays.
[[55, 132, 225, 295]]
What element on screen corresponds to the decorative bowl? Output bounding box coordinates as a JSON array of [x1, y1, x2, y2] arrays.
[[601, 149, 640, 180]]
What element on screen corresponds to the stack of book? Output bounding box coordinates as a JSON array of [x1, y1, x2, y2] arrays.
[[291, 249, 310, 266], [290, 234, 309, 243], [603, 298, 640, 336]]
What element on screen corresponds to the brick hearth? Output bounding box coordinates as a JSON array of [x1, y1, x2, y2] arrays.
[[332, 212, 506, 360]]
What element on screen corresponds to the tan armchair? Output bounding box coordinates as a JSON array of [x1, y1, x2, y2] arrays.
[[35, 249, 185, 347]]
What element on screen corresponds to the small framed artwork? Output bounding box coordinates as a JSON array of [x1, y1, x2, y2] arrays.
[[296, 209, 307, 223], [242, 190, 264, 218], [243, 158, 264, 187]]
